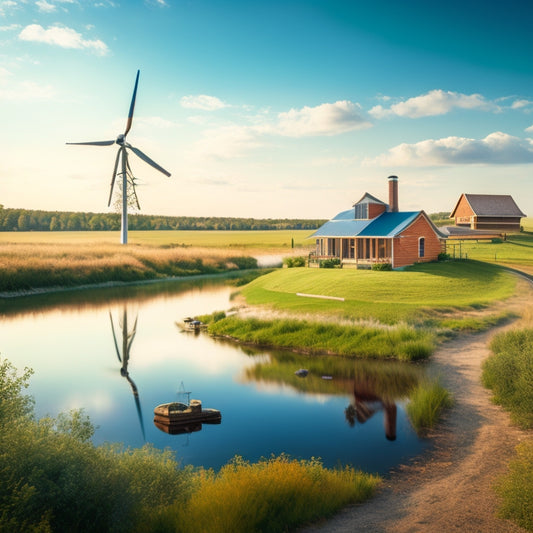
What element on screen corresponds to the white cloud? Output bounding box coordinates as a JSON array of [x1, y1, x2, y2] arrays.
[[18, 24, 109, 55], [0, 80, 54, 101], [526, 125, 533, 133], [511, 99, 532, 109], [193, 124, 263, 159], [181, 94, 227, 111], [369, 89, 493, 119], [36, 0, 56, 13], [365, 132, 533, 167], [0, 23, 21, 31], [274, 100, 371, 137]]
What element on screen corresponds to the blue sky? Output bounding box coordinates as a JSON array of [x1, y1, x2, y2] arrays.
[[1, 0, 532, 219]]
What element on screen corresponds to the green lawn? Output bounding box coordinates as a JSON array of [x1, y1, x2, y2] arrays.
[[241, 261, 517, 324], [445, 218, 533, 272]]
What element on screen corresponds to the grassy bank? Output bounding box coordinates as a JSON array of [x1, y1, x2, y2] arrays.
[[209, 315, 435, 361], [0, 242, 258, 292], [482, 328, 533, 430], [202, 261, 517, 363], [482, 328, 533, 531], [0, 358, 380, 533]]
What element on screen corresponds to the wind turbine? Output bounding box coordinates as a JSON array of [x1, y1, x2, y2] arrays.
[[67, 70, 171, 244]]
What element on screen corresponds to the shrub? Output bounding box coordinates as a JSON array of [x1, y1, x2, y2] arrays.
[[371, 262, 392, 271], [284, 256, 306, 268], [319, 258, 341, 269], [438, 252, 451, 261], [482, 328, 533, 429]]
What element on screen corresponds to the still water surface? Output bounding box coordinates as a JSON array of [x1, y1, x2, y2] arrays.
[[0, 278, 429, 474]]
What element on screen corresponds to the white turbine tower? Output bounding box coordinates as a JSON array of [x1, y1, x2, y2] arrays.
[[67, 70, 171, 244]]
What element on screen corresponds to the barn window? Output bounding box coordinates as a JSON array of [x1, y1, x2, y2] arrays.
[[419, 237, 425, 258]]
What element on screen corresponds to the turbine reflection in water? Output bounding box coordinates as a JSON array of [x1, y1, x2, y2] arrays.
[[109, 307, 145, 441]]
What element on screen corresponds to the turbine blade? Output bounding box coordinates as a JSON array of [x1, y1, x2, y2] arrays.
[[128, 144, 171, 177], [108, 149, 121, 207], [109, 312, 122, 363], [66, 141, 115, 146], [124, 70, 140, 137]]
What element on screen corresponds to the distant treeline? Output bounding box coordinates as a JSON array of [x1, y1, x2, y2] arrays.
[[0, 206, 326, 232]]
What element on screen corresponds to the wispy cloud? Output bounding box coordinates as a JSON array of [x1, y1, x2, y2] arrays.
[[181, 94, 228, 111], [0, 24, 21, 31], [36, 0, 56, 13], [273, 100, 371, 137], [0, 78, 54, 101], [193, 125, 264, 159], [365, 132, 533, 166], [18, 24, 109, 55], [526, 125, 533, 133], [369, 89, 494, 119]]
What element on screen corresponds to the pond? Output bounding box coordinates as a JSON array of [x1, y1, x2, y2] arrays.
[[0, 276, 429, 474]]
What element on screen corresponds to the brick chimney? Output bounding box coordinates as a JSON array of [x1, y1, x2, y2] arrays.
[[388, 175, 399, 212]]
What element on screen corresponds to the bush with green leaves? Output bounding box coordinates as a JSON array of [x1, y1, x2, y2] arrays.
[[319, 258, 341, 268], [0, 358, 194, 533], [371, 262, 392, 271], [284, 256, 306, 268]]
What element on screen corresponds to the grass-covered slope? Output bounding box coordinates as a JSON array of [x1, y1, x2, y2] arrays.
[[207, 261, 517, 361], [241, 261, 516, 324]]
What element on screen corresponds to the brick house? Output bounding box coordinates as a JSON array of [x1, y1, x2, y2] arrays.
[[311, 176, 447, 269]]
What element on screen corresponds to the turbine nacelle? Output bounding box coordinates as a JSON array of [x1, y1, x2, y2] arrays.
[[116, 134, 126, 145]]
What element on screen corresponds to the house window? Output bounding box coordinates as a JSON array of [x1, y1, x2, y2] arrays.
[[354, 203, 368, 219], [419, 237, 425, 258]]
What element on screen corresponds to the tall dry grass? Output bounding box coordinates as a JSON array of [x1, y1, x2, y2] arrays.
[[0, 243, 257, 292], [155, 455, 380, 533]]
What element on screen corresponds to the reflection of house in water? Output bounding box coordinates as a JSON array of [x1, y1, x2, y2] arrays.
[[110, 307, 145, 440], [345, 378, 397, 441]]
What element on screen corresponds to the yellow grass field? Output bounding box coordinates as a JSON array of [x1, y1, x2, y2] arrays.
[[0, 229, 315, 253]]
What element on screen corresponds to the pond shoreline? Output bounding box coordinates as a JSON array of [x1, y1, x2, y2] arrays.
[[0, 268, 263, 299]]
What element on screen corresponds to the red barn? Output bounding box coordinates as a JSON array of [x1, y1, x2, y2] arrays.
[[311, 176, 446, 269]]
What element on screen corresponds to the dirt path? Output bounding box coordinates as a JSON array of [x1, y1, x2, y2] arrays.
[[302, 278, 532, 533]]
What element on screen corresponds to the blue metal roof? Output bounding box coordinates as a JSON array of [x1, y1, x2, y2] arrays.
[[311, 210, 424, 238]]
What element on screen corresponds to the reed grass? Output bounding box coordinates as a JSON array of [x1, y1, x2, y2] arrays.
[[156, 455, 381, 533], [495, 440, 533, 531], [208, 316, 435, 361], [406, 378, 453, 433], [0, 242, 257, 291]]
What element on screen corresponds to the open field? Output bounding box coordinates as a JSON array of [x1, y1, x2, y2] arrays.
[[0, 229, 315, 252]]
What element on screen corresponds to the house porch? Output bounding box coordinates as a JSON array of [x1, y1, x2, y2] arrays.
[[309, 237, 392, 268]]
